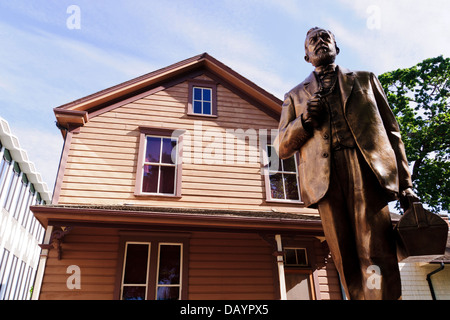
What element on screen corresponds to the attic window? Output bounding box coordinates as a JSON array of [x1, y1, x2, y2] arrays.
[[193, 87, 212, 115], [187, 80, 217, 117]]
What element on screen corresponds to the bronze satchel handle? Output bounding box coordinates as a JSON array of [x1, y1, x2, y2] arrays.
[[410, 202, 429, 229]]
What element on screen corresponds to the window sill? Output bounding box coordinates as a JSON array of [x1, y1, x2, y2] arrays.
[[265, 199, 304, 205], [186, 112, 218, 118], [134, 193, 182, 199]]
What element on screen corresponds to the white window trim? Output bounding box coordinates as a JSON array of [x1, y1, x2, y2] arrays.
[[155, 242, 183, 300], [120, 242, 151, 300], [263, 145, 302, 203], [192, 86, 213, 115], [140, 135, 179, 196], [187, 80, 218, 118]]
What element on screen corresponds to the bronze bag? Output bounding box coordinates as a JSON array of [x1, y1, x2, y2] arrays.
[[395, 201, 448, 262]]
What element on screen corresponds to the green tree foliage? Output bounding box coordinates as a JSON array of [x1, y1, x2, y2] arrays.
[[378, 56, 450, 213]]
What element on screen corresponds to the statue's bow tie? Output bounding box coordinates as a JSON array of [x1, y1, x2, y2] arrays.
[[317, 65, 336, 76]]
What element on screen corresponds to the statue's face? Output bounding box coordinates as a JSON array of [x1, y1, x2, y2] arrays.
[[304, 29, 338, 67]]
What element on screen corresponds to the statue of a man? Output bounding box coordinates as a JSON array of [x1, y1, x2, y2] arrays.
[[277, 27, 419, 300]]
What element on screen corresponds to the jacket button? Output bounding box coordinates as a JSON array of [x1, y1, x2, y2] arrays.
[[322, 152, 329, 158]]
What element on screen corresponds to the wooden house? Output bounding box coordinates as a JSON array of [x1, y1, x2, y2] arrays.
[[31, 53, 342, 300]]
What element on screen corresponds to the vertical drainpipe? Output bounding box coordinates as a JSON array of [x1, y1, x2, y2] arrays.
[[275, 234, 287, 300]]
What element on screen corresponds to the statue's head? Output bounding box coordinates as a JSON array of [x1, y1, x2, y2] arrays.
[[304, 27, 340, 67]]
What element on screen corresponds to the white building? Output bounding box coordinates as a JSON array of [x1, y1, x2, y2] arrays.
[[0, 117, 52, 300]]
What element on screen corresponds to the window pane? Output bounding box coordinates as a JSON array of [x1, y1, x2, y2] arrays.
[[157, 286, 179, 300], [159, 166, 175, 194], [285, 249, 297, 265], [13, 162, 21, 173], [22, 173, 28, 184], [203, 102, 211, 115], [145, 137, 161, 163], [122, 286, 146, 300], [284, 174, 300, 200], [123, 244, 149, 284], [158, 245, 181, 285], [267, 146, 282, 172], [296, 249, 308, 266], [142, 165, 158, 193], [3, 149, 12, 162], [283, 157, 297, 172], [161, 138, 176, 164], [203, 88, 211, 102], [193, 101, 202, 114], [269, 173, 285, 199], [193, 87, 202, 100]]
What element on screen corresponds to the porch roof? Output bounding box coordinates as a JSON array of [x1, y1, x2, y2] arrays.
[[31, 204, 323, 235]]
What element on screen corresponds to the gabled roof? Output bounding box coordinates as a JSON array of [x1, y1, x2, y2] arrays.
[[54, 53, 282, 129]]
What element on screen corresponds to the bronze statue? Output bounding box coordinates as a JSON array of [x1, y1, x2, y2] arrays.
[[277, 27, 419, 300]]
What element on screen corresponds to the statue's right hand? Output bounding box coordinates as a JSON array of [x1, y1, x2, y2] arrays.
[[305, 96, 324, 128]]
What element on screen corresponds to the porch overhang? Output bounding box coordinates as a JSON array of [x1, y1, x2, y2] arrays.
[[31, 205, 323, 235]]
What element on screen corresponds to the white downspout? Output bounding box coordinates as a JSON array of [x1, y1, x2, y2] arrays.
[[275, 234, 287, 300], [31, 225, 53, 300]]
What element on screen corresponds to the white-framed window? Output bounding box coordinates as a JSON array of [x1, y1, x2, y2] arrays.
[[265, 144, 301, 202], [141, 135, 178, 196], [187, 80, 217, 117], [120, 242, 151, 300], [155, 243, 183, 300], [192, 87, 213, 115], [118, 236, 188, 300]]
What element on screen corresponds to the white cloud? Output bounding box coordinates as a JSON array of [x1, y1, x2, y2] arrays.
[[224, 57, 293, 99], [330, 0, 450, 73], [0, 21, 159, 107], [0, 18, 163, 191]]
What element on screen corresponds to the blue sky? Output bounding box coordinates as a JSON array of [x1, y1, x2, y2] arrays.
[[1, 0, 450, 193]]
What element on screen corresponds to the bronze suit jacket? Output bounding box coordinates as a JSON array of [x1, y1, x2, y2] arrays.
[[277, 66, 413, 207]]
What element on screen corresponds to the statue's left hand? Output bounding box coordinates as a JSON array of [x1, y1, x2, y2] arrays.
[[399, 188, 420, 211]]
